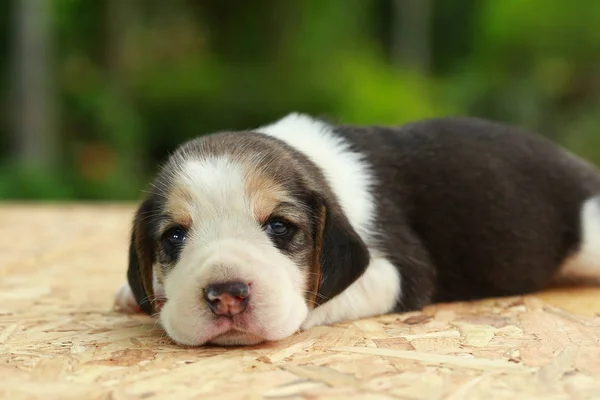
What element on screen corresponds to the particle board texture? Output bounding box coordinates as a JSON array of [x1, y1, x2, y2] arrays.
[[1, 204, 600, 400]]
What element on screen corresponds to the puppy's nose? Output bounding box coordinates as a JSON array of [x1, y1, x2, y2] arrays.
[[204, 281, 251, 317]]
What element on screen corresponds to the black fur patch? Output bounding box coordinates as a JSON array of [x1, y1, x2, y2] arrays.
[[127, 194, 163, 315], [334, 116, 600, 310], [310, 194, 371, 304]]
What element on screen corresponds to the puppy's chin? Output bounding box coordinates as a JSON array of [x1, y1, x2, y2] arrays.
[[208, 331, 266, 346]]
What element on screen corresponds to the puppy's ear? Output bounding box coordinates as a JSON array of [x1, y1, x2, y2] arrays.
[[127, 198, 158, 315], [309, 195, 370, 306]]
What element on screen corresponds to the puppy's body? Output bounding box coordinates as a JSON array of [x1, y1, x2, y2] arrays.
[[117, 114, 600, 346], [336, 117, 600, 301]]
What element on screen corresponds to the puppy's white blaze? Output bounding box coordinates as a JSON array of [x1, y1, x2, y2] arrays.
[[159, 158, 308, 346], [302, 257, 401, 330], [560, 196, 600, 280], [258, 113, 376, 242], [177, 157, 251, 223]]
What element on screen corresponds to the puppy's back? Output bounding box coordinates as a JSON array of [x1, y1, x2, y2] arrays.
[[337, 117, 600, 303]]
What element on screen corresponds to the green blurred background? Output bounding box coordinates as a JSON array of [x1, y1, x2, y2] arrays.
[[1, 0, 600, 201]]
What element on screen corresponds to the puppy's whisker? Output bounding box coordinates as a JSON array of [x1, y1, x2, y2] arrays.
[[304, 290, 328, 301], [303, 298, 319, 307]]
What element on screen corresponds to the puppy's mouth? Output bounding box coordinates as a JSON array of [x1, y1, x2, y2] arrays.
[[203, 308, 266, 346], [158, 280, 306, 346], [157, 301, 268, 346], [154, 298, 167, 313], [151, 285, 168, 315]]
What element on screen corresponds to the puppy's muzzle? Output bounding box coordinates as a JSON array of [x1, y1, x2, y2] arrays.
[[204, 281, 251, 317]]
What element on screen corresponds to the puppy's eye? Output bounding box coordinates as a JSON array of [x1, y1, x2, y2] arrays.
[[165, 227, 187, 244], [161, 226, 187, 260], [264, 219, 291, 237]]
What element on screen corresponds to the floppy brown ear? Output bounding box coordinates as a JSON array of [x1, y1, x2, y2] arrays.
[[309, 196, 371, 307], [127, 198, 158, 315]]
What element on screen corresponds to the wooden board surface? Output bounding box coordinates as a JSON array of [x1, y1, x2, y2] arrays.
[[1, 204, 600, 400]]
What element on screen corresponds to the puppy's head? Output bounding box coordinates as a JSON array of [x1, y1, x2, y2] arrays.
[[127, 132, 370, 346]]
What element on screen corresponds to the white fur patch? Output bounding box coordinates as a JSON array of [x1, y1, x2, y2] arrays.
[[259, 113, 402, 328], [301, 257, 401, 330], [560, 196, 600, 281], [113, 282, 139, 314]]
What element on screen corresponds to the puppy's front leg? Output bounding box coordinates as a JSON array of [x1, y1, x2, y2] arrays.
[[113, 282, 142, 314]]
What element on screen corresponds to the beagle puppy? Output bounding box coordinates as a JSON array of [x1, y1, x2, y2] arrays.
[[114, 113, 600, 346]]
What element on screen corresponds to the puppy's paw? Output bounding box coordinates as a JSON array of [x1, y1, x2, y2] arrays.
[[113, 282, 142, 314]]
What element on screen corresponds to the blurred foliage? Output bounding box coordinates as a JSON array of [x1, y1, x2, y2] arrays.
[[0, 0, 599, 200]]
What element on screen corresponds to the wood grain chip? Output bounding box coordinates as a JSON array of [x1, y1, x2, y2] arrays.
[[402, 315, 432, 325], [454, 322, 496, 347], [89, 349, 157, 367], [536, 345, 579, 382], [331, 346, 533, 371], [372, 337, 415, 350], [280, 364, 359, 388]]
